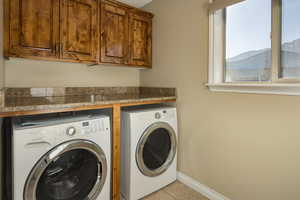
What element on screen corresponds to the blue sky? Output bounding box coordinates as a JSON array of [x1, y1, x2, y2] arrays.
[[282, 0, 300, 43], [226, 0, 300, 59]]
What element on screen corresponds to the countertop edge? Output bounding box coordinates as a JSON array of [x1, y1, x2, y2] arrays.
[[0, 96, 177, 117]]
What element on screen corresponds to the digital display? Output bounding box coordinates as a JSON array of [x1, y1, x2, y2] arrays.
[[82, 122, 89, 127]]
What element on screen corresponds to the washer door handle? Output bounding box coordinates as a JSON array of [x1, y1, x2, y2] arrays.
[[25, 141, 51, 149]]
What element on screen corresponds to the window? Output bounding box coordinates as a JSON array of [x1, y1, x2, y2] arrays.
[[208, 0, 300, 95], [225, 0, 272, 82], [281, 0, 300, 78]]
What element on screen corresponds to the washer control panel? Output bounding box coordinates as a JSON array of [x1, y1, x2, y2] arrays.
[[13, 115, 110, 147], [63, 118, 107, 137], [81, 119, 105, 135]]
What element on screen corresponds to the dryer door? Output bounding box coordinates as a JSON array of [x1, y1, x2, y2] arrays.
[[24, 140, 107, 200], [136, 122, 177, 177]]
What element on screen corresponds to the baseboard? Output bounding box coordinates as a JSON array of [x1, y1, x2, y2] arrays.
[[177, 172, 232, 200]]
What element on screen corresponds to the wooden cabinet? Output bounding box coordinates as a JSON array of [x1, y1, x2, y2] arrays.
[[100, 1, 129, 64], [100, 0, 153, 67], [5, 0, 60, 59], [5, 0, 98, 63], [4, 0, 153, 67], [129, 12, 152, 67], [60, 0, 99, 62]]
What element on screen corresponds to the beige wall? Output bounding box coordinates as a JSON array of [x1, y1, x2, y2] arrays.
[[5, 59, 140, 87], [141, 0, 300, 200]]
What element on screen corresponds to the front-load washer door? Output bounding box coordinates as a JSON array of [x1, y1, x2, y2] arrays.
[[136, 122, 177, 177], [24, 140, 107, 200]]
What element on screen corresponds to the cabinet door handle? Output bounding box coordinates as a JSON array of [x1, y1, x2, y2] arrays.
[[60, 43, 64, 58], [126, 44, 131, 63], [55, 43, 60, 56]]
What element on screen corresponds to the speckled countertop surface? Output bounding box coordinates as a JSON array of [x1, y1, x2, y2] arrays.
[[0, 87, 176, 114]]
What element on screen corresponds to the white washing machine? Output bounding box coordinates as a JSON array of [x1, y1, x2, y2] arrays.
[[121, 106, 178, 200], [12, 113, 111, 200]]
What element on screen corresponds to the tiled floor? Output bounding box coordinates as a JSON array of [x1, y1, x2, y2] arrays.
[[142, 181, 209, 200]]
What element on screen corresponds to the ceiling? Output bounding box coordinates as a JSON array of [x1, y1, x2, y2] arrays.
[[117, 0, 152, 8]]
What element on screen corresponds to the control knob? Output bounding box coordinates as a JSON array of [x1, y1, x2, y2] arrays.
[[66, 127, 76, 136], [155, 112, 161, 119]]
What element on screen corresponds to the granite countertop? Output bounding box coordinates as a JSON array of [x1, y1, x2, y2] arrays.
[[0, 87, 176, 114]]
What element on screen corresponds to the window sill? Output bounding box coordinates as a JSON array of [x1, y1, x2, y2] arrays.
[[206, 83, 300, 96]]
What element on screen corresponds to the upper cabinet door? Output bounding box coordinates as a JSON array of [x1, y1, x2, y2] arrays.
[[6, 0, 60, 59], [60, 0, 99, 63], [129, 12, 152, 68], [100, 1, 129, 64]]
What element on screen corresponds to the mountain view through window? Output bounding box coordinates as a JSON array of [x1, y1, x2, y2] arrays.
[[225, 0, 272, 82], [226, 0, 300, 82]]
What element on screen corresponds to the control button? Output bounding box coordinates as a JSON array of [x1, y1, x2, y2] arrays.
[[97, 121, 103, 131], [92, 125, 97, 133], [66, 127, 76, 136], [97, 123, 101, 131], [84, 128, 91, 134], [155, 112, 161, 119]]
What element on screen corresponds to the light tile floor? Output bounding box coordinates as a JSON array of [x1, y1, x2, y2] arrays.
[[142, 181, 209, 200]]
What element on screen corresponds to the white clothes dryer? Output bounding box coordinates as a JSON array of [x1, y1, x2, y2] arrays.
[[121, 106, 178, 200]]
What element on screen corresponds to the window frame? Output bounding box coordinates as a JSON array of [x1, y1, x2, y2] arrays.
[[207, 0, 300, 96]]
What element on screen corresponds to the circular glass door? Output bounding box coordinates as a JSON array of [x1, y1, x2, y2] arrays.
[[24, 140, 107, 200], [136, 122, 177, 177]]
